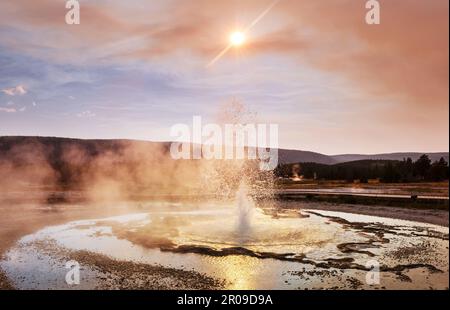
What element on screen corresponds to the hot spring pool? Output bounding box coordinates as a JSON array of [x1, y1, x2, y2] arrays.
[[1, 202, 448, 290]]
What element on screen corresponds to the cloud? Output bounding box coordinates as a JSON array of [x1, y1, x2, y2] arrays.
[[0, 0, 447, 152], [0, 107, 16, 113], [2, 85, 27, 96], [275, 0, 449, 111], [0, 1, 447, 108], [2, 88, 15, 96], [0, 104, 27, 113], [15, 85, 26, 94]]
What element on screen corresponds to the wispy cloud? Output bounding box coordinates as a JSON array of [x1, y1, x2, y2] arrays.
[[1, 101, 27, 113], [2, 85, 27, 96]]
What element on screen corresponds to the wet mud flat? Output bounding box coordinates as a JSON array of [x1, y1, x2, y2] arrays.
[[1, 204, 448, 290], [2, 240, 224, 290]]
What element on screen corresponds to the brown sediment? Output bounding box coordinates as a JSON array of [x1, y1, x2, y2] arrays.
[[31, 240, 225, 290], [71, 250, 225, 290], [306, 210, 448, 274], [395, 272, 412, 282], [386, 241, 437, 264], [289, 268, 341, 278], [383, 263, 442, 274], [336, 243, 378, 257], [346, 277, 364, 289], [0, 267, 14, 290], [325, 257, 354, 264], [156, 243, 444, 277], [161, 244, 300, 261], [306, 210, 448, 241]]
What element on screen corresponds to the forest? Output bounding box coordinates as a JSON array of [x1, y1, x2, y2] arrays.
[[274, 155, 449, 183]]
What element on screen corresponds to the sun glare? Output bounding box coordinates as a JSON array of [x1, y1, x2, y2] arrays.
[[230, 31, 246, 47]]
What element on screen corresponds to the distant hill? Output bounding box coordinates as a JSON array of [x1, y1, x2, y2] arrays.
[[1, 136, 447, 192], [278, 150, 449, 165], [278, 149, 337, 165], [331, 153, 449, 164], [1, 136, 448, 166]]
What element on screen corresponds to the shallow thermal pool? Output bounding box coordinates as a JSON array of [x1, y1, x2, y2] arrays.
[[1, 202, 448, 290]]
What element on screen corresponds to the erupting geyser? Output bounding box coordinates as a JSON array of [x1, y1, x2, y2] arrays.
[[236, 181, 255, 240], [197, 100, 275, 242]]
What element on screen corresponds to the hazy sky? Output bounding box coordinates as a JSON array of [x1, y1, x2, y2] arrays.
[[0, 0, 448, 154]]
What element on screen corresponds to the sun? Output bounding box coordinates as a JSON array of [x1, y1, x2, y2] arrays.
[[229, 31, 246, 47]]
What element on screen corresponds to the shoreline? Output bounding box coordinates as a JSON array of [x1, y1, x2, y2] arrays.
[[279, 201, 449, 227]]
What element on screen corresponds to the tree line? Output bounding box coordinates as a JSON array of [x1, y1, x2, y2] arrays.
[[274, 155, 449, 183]]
